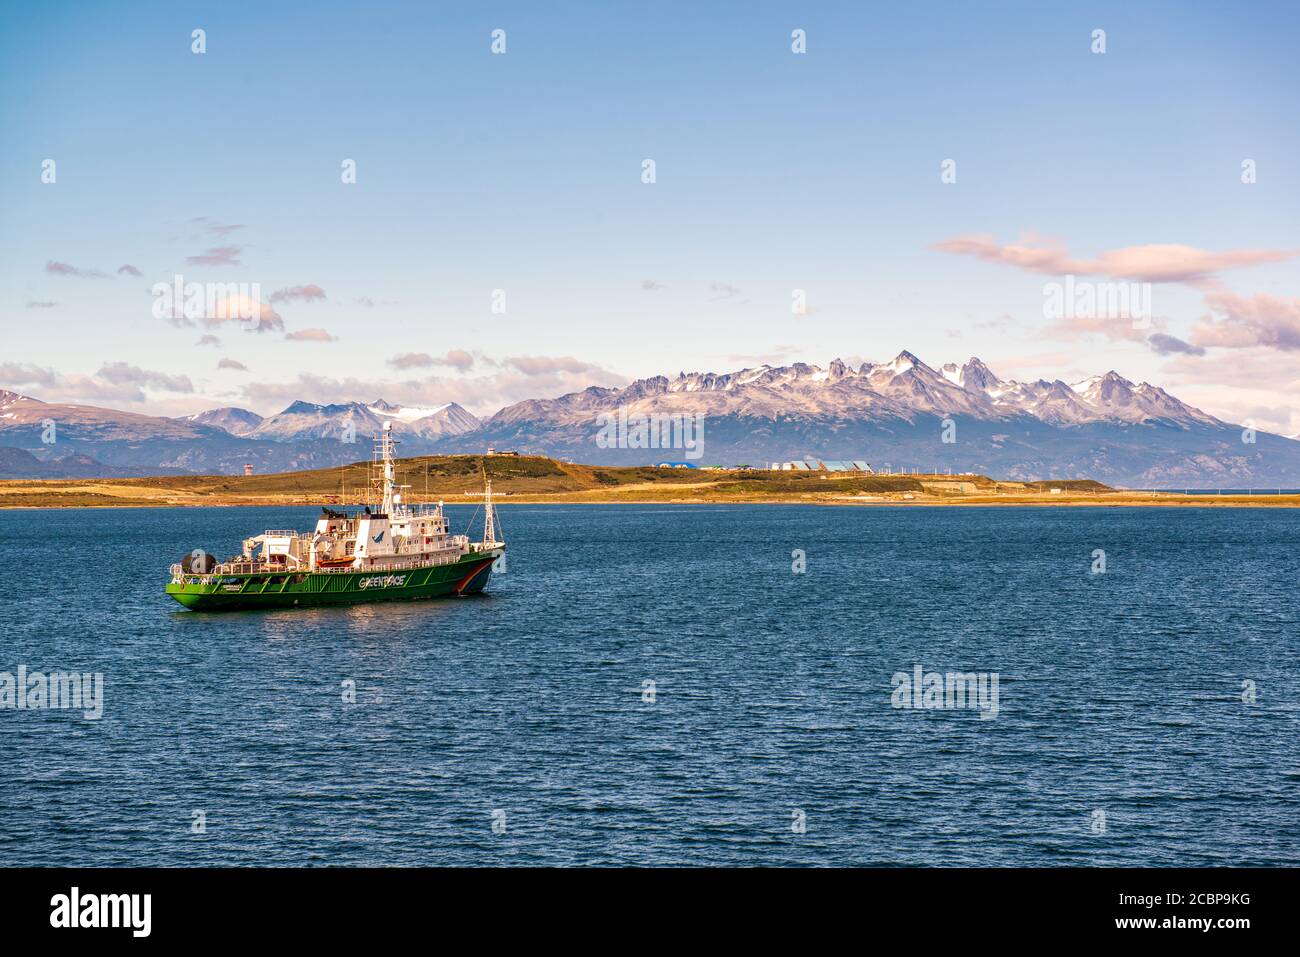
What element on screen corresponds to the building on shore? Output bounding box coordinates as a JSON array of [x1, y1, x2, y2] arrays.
[[770, 458, 874, 473]]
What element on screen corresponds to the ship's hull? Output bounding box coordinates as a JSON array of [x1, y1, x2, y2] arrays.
[[165, 549, 501, 612]]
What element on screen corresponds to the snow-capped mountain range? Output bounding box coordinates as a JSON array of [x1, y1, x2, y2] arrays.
[[182, 400, 479, 441], [2, 353, 1299, 484], [481, 351, 1223, 430], [240, 399, 479, 442], [440, 351, 1294, 485]]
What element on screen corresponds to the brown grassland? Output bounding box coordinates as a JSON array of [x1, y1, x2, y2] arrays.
[[1, 455, 1297, 509]]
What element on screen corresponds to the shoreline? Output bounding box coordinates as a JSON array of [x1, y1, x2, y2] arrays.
[[4, 455, 1297, 509], [3, 492, 1299, 510]]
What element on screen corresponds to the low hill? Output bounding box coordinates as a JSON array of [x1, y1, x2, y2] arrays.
[[39, 454, 1300, 511], [0, 446, 135, 479], [5, 454, 1292, 508]]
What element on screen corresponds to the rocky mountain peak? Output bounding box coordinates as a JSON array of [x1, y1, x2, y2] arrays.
[[959, 357, 1001, 392], [0, 389, 39, 408], [885, 350, 921, 374]]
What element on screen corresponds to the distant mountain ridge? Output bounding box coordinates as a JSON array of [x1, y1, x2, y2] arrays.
[[436, 351, 1297, 486], [476, 351, 1225, 431], [2, 353, 1299, 485], [245, 399, 479, 442], [0, 446, 140, 480], [180, 407, 264, 436]]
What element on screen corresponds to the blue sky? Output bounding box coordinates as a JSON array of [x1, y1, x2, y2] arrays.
[[2, 1, 1297, 430]]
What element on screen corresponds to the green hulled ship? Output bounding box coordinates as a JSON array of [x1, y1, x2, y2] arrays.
[[166, 422, 503, 611]]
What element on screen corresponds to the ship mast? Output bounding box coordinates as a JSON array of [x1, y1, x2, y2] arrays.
[[482, 474, 495, 545], [380, 420, 397, 514]]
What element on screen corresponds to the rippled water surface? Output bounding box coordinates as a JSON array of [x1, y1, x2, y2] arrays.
[[1, 504, 1297, 866]]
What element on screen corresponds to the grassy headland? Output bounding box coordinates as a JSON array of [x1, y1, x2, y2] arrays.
[[0, 455, 1296, 508]]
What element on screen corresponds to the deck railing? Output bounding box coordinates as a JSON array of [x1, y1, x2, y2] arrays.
[[171, 539, 501, 585]]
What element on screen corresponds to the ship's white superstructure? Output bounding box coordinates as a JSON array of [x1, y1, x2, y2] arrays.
[[193, 421, 503, 578]]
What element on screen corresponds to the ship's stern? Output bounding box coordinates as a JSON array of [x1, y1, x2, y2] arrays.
[[166, 580, 220, 609]]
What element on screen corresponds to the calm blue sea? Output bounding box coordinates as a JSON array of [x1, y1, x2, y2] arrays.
[[1, 504, 1297, 866]]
